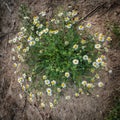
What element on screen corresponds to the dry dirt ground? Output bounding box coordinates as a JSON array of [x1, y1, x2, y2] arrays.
[[0, 0, 120, 120]]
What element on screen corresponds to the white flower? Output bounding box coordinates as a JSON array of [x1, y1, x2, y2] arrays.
[[43, 75, 47, 80], [26, 84, 29, 89], [54, 30, 59, 34], [68, 5, 72, 8], [29, 93, 35, 98], [40, 103, 45, 108], [39, 50, 43, 54], [37, 92, 43, 97], [14, 71, 17, 74], [12, 48, 15, 52], [12, 56, 16, 61], [38, 31, 44, 36], [19, 94, 23, 99], [71, 10, 78, 17], [51, 19, 55, 22], [96, 95, 100, 97], [73, 59, 79, 65], [49, 30, 59, 34], [108, 70, 112, 74], [18, 77, 24, 83], [45, 80, 50, 85], [65, 72, 70, 78], [73, 44, 78, 50], [29, 97, 33, 102], [93, 62, 100, 68], [23, 48, 27, 53], [51, 80, 56, 85], [54, 99, 57, 104], [86, 23, 92, 28], [29, 41, 36, 46], [18, 54, 21, 59], [64, 41, 69, 45], [58, 12, 63, 17], [12, 37, 17, 43], [36, 31, 39, 35], [95, 44, 101, 49], [94, 32, 99, 37], [98, 33, 105, 42], [33, 16, 39, 23], [78, 25, 84, 30], [16, 44, 23, 51], [20, 27, 26, 32], [48, 92, 52, 96], [24, 16, 29, 19], [49, 102, 54, 108], [65, 24, 72, 28], [36, 24, 43, 29], [79, 88, 83, 93], [46, 88, 52, 96], [101, 62, 107, 67], [86, 83, 94, 89], [43, 28, 49, 33], [82, 81, 87, 86], [95, 74, 100, 79], [22, 86, 25, 91], [106, 37, 112, 41], [55, 20, 60, 24], [101, 55, 106, 60], [67, 11, 72, 17], [26, 47, 29, 52], [73, 17, 79, 23], [98, 82, 104, 87], [82, 46, 86, 49], [9, 39, 13, 44], [83, 55, 88, 60], [65, 96, 71, 100], [28, 36, 33, 42], [35, 38, 39, 41], [96, 58, 102, 64], [57, 88, 61, 92], [99, 36, 104, 42], [61, 82, 66, 88], [64, 17, 70, 22], [39, 11, 46, 16], [28, 77, 32, 82], [31, 26, 34, 31], [104, 47, 109, 52], [75, 93, 79, 97], [22, 73, 26, 78]]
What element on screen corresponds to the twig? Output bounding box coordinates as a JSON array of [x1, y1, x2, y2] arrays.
[[79, 2, 107, 23], [3, 1, 12, 13]]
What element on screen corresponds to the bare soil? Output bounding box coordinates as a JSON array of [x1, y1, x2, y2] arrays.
[[0, 0, 120, 120]]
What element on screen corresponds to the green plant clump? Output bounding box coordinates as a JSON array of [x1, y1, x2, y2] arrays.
[[112, 24, 120, 38], [9, 5, 112, 108], [105, 97, 120, 120]]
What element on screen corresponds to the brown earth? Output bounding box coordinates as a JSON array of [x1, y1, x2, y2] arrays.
[[0, 0, 120, 120]]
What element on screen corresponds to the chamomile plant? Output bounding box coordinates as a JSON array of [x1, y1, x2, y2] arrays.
[[9, 5, 112, 108]]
